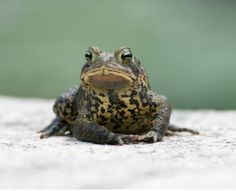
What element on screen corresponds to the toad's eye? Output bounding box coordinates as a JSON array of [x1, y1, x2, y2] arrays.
[[121, 49, 132, 63], [85, 50, 93, 61]]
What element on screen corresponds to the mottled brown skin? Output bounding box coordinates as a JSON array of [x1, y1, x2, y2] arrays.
[[39, 47, 199, 145]]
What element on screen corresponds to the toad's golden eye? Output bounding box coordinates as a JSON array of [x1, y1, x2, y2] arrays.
[[121, 49, 132, 63], [85, 47, 102, 63], [85, 50, 93, 61]]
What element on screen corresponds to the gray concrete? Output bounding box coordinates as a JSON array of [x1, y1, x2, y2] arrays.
[[0, 96, 236, 189]]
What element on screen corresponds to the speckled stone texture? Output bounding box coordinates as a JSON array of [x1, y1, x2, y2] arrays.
[[0, 96, 236, 189]]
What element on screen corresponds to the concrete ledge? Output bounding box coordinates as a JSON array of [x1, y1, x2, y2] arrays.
[[0, 96, 236, 189]]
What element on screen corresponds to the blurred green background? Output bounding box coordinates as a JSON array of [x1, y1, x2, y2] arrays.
[[0, 0, 236, 109]]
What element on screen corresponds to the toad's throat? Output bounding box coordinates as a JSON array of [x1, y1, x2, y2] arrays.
[[82, 69, 134, 90]]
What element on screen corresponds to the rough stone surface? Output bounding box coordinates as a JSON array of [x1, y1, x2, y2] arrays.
[[0, 96, 236, 189]]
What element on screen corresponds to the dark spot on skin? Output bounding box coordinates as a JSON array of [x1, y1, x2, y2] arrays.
[[118, 101, 127, 108], [107, 105, 114, 113], [113, 124, 121, 130], [129, 92, 140, 108], [101, 107, 105, 113], [94, 102, 100, 108], [119, 110, 126, 117], [99, 115, 107, 122], [99, 93, 105, 97], [92, 95, 103, 104], [128, 109, 136, 116], [85, 114, 91, 120], [142, 102, 148, 107], [151, 108, 157, 112]]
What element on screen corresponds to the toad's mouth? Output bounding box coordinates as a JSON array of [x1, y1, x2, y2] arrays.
[[81, 68, 135, 90]]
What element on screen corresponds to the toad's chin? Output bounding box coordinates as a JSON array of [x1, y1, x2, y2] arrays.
[[85, 74, 130, 90]]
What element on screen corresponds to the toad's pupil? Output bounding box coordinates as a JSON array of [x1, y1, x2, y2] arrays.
[[122, 52, 132, 60], [85, 52, 92, 59]]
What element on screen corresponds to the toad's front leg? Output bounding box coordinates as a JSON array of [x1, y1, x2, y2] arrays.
[[120, 95, 171, 144], [72, 108, 123, 145], [141, 95, 171, 143]]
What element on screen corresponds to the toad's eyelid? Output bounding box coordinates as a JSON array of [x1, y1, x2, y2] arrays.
[[89, 47, 102, 55]]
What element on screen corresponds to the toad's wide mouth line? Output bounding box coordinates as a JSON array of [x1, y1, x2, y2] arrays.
[[81, 68, 135, 89], [81, 67, 136, 80]]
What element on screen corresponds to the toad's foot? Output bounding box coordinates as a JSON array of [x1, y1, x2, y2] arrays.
[[167, 124, 199, 135], [120, 124, 199, 144], [120, 131, 163, 144], [38, 118, 70, 139]]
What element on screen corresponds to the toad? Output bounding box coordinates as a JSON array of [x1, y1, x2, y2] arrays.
[[38, 47, 198, 144]]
